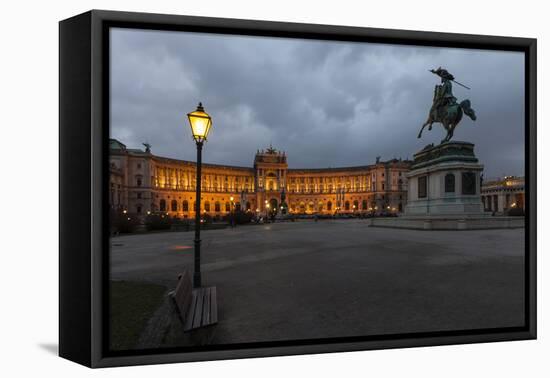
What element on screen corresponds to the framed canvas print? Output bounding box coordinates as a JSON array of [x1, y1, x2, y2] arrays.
[[59, 10, 536, 368]]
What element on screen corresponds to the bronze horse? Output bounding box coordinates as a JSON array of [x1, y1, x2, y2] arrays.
[[418, 99, 477, 143]]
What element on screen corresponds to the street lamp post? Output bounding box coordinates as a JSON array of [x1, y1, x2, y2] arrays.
[[187, 102, 212, 288], [230, 196, 235, 227]]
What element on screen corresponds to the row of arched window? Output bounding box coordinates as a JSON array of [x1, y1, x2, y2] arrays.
[[288, 199, 402, 213], [158, 199, 252, 212]]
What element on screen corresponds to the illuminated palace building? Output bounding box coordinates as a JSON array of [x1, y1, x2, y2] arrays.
[[481, 176, 525, 214], [109, 139, 411, 217]]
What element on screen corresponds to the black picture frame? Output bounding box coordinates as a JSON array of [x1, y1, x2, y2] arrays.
[[59, 9, 537, 368]]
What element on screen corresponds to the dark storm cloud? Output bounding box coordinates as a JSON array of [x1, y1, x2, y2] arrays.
[[110, 28, 525, 177]]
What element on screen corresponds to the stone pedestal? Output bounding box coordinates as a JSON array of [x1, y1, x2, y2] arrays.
[[405, 141, 484, 216], [365, 141, 524, 230]]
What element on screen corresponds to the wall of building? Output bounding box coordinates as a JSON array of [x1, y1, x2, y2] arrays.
[[109, 140, 411, 218], [481, 176, 525, 214]]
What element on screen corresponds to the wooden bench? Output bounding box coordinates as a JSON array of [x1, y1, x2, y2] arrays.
[[173, 269, 218, 332]]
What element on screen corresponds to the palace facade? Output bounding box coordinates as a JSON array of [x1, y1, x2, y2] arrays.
[[109, 139, 412, 217]]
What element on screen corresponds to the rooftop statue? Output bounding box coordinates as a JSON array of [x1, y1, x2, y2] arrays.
[[266, 143, 277, 154], [417, 67, 477, 143]]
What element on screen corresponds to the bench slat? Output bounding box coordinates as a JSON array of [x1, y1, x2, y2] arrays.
[[175, 270, 193, 323], [203, 287, 211, 326], [210, 287, 218, 324], [184, 292, 198, 331], [192, 289, 204, 329]]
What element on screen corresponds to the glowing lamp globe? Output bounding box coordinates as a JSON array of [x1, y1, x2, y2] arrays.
[[187, 102, 212, 143]]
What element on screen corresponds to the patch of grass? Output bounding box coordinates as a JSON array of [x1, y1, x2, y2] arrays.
[[109, 280, 167, 351]]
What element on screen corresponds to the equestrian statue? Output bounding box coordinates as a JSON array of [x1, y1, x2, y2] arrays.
[[418, 67, 477, 143]]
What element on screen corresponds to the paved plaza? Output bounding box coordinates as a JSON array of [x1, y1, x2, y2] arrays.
[[110, 219, 525, 346]]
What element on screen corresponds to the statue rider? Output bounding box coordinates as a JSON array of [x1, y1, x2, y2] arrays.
[[429, 67, 457, 119], [418, 66, 476, 142]]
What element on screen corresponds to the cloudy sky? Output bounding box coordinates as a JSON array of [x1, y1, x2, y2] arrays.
[[110, 28, 525, 177]]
